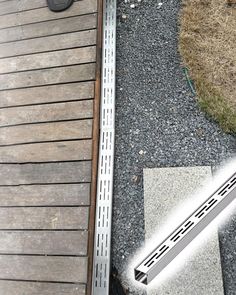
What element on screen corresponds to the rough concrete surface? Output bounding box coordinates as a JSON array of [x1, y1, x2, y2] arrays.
[[112, 0, 236, 293], [144, 167, 224, 295]]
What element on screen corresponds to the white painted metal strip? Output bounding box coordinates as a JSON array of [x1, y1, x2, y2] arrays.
[[92, 0, 116, 294]]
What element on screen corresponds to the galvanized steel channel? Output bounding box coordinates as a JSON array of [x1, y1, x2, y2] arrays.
[[135, 172, 236, 285], [92, 0, 116, 294]]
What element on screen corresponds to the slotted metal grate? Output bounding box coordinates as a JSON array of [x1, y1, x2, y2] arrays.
[[92, 0, 116, 294], [135, 172, 236, 285]]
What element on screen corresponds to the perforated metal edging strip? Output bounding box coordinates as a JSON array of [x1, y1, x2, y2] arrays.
[[134, 172, 236, 285], [92, 0, 116, 294]]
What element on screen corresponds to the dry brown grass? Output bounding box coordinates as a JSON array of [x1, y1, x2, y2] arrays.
[[179, 0, 236, 134]]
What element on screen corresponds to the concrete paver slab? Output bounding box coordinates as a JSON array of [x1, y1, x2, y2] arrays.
[[144, 166, 224, 295]]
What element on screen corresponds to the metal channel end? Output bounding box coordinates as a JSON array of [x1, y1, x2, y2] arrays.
[[92, 0, 116, 294], [135, 172, 236, 285]]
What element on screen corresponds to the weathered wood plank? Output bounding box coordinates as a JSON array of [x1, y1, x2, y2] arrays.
[[0, 46, 96, 74], [0, 0, 46, 16], [0, 120, 93, 145], [0, 162, 91, 185], [0, 30, 97, 58], [0, 281, 86, 295], [0, 0, 81, 16], [0, 64, 95, 90], [0, 231, 88, 255], [0, 207, 89, 229], [0, 100, 93, 126], [0, 0, 97, 29], [0, 14, 97, 43], [0, 140, 92, 162], [0, 255, 87, 282], [0, 82, 94, 107], [0, 183, 90, 206]]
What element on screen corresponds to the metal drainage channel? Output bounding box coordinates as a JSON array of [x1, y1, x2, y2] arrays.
[[135, 172, 236, 285], [92, 0, 116, 294]]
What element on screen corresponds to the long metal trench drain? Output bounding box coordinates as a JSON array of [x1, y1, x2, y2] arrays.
[[135, 172, 236, 285], [92, 0, 117, 294]]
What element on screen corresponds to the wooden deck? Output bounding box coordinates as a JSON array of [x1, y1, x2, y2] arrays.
[[0, 0, 101, 294]]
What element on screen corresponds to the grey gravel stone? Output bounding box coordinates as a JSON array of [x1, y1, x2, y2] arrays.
[[112, 0, 236, 293]]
